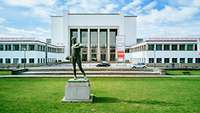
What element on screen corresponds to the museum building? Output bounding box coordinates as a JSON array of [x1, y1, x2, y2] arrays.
[[127, 38, 200, 67], [51, 12, 137, 62], [0, 37, 64, 65]]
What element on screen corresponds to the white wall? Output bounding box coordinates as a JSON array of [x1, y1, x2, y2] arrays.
[[124, 16, 137, 45], [129, 50, 199, 64], [51, 16, 64, 46]]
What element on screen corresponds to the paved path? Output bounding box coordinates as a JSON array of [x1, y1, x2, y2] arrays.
[[1, 75, 200, 78]]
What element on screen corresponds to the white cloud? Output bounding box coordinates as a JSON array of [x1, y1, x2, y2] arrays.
[[138, 6, 199, 25], [138, 21, 200, 39], [4, 0, 37, 7], [193, 0, 200, 7], [122, 0, 142, 11], [0, 25, 50, 39], [121, 0, 143, 15], [0, 17, 6, 24], [100, 4, 119, 13], [142, 1, 157, 13], [4, 0, 56, 7], [65, 0, 115, 13]]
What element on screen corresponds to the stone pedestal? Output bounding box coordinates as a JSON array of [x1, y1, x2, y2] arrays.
[[62, 78, 93, 102]]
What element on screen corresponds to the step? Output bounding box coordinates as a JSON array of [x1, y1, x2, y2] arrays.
[[22, 71, 160, 75]]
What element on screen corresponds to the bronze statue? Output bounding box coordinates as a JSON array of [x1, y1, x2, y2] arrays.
[[71, 37, 86, 79]]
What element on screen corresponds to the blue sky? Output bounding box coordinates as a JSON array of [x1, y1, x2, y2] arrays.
[[0, 0, 200, 43]]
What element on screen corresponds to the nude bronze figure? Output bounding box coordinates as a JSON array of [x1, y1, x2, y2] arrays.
[[71, 37, 86, 79]]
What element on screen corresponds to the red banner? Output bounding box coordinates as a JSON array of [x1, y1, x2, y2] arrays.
[[117, 51, 125, 61]]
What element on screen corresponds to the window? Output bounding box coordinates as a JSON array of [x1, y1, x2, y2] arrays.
[[90, 29, 98, 48], [5, 58, 11, 63], [187, 44, 193, 51], [29, 58, 34, 63], [149, 58, 154, 63], [13, 58, 19, 64], [42, 46, 45, 51], [180, 58, 185, 63], [188, 58, 193, 63], [5, 44, 11, 51], [195, 58, 200, 63], [0, 58, 3, 63], [82, 54, 87, 61], [21, 44, 27, 51], [156, 58, 162, 63], [0, 45, 4, 51], [110, 29, 117, 48], [156, 44, 162, 51], [29, 44, 35, 51], [80, 29, 88, 47], [164, 58, 170, 63], [101, 54, 106, 61], [164, 44, 170, 51], [172, 58, 177, 63], [195, 44, 197, 51], [148, 44, 154, 51], [13, 44, 19, 51], [110, 54, 115, 61], [91, 54, 97, 61], [179, 44, 185, 51], [172, 44, 177, 50], [21, 58, 26, 63]]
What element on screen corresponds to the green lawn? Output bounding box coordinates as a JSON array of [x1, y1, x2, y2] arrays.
[[0, 70, 12, 75], [0, 78, 200, 113], [166, 70, 200, 75]]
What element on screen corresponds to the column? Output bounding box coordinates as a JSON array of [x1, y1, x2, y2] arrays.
[[107, 29, 110, 62], [97, 28, 101, 62], [177, 44, 179, 51], [77, 28, 80, 43], [87, 28, 91, 62], [78, 28, 82, 60]]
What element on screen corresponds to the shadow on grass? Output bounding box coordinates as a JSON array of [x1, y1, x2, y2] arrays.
[[94, 96, 181, 106]]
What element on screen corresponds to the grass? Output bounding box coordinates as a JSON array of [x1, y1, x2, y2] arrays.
[[166, 70, 200, 75], [0, 70, 12, 75], [0, 78, 200, 113]]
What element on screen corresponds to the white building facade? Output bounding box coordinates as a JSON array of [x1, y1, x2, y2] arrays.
[[128, 38, 200, 67], [51, 13, 137, 62], [0, 37, 64, 65]]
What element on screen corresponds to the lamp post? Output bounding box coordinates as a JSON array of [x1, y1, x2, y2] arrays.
[[45, 39, 51, 65], [153, 45, 156, 68], [23, 48, 26, 69]]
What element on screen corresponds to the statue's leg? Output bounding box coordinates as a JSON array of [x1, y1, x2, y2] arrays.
[[77, 58, 86, 78], [72, 58, 77, 79]]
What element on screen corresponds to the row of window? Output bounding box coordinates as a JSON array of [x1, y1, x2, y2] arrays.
[[148, 44, 197, 51], [130, 43, 198, 52], [0, 58, 57, 64], [148, 58, 200, 63], [70, 28, 117, 48], [0, 44, 64, 53]]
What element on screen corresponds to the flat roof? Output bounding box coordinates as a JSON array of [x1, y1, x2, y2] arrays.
[[146, 38, 198, 42], [52, 13, 137, 17], [0, 37, 64, 48], [68, 13, 120, 15]]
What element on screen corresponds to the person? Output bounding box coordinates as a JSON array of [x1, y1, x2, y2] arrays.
[[71, 37, 86, 79]]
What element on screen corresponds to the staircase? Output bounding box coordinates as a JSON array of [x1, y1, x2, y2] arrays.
[[21, 68, 161, 75]]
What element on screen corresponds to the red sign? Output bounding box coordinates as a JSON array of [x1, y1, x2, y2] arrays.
[[117, 51, 125, 61]]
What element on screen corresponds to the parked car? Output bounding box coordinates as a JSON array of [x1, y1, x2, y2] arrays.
[[130, 63, 147, 69], [96, 61, 110, 67]]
